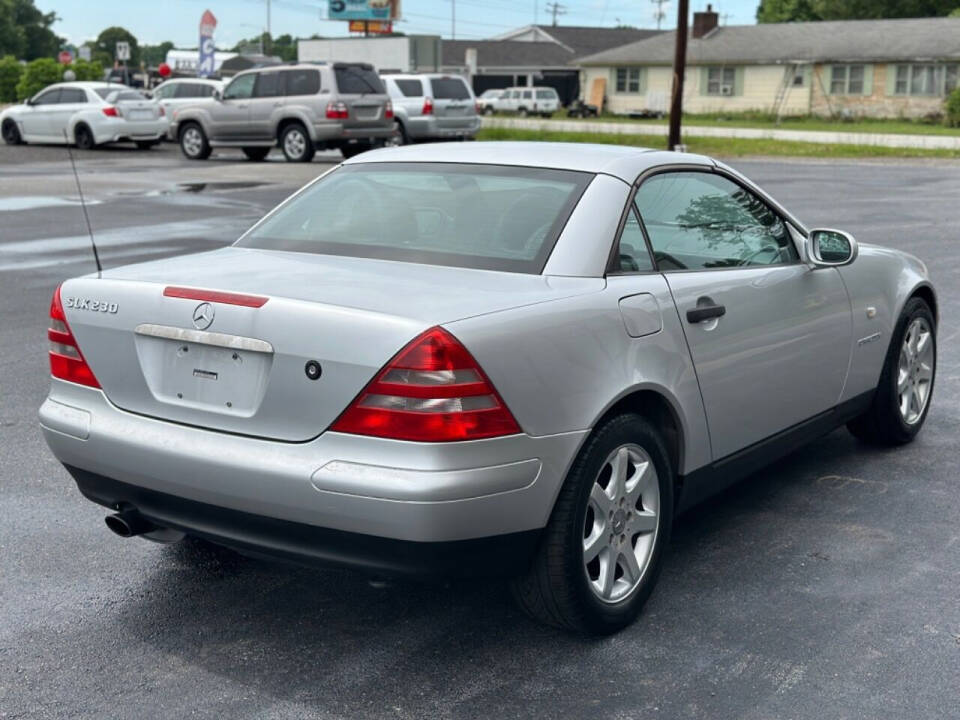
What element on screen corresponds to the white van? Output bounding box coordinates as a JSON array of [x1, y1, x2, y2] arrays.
[[495, 86, 560, 117]]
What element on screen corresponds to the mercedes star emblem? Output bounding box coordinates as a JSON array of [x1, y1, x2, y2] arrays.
[[192, 302, 215, 330]]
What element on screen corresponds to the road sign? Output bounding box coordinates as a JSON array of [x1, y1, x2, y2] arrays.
[[78, 45, 91, 61], [58, 50, 73, 65], [116, 41, 130, 61]]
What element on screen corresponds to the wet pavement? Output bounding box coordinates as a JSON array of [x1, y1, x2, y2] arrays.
[[1, 144, 958, 719]]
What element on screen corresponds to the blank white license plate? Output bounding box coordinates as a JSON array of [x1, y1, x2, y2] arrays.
[[129, 110, 153, 121]]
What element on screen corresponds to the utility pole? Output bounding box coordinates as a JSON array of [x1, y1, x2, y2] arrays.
[[651, 0, 667, 30], [667, 0, 689, 150], [451, 0, 456, 39], [545, 1, 567, 26]]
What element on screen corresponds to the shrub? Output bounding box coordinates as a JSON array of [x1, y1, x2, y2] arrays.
[[68, 59, 104, 82], [946, 87, 960, 128], [15, 57, 61, 101], [0, 55, 22, 103]]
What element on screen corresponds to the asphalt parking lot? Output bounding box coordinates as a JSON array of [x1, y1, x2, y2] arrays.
[[1, 141, 958, 719]]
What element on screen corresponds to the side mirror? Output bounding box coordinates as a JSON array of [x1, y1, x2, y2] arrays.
[[807, 228, 858, 267], [25, 97, 35, 106], [212, 89, 222, 101]]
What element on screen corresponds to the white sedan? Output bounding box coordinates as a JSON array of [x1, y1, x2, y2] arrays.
[[148, 78, 222, 140], [0, 81, 167, 150]]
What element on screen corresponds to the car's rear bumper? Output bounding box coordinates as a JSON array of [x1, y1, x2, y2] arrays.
[[67, 466, 541, 577], [312, 124, 397, 143], [95, 118, 167, 144], [40, 380, 585, 550], [405, 115, 481, 139]]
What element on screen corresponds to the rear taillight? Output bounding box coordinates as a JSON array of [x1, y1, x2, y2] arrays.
[[331, 326, 520, 442], [421, 97, 434, 115], [474, 100, 482, 114], [158, 105, 165, 117], [385, 100, 393, 119], [48, 285, 100, 388], [326, 101, 349, 120], [102, 106, 119, 117]]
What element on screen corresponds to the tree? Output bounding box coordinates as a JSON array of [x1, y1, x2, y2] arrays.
[[757, 0, 960, 21], [231, 32, 298, 61], [141, 41, 174, 67], [67, 58, 104, 81], [946, 86, 960, 126], [950, 5, 960, 12], [0, 55, 23, 102], [15, 56, 60, 100], [93, 26, 139, 67], [0, 0, 61, 60]]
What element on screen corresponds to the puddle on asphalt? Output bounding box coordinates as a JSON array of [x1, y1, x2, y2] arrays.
[[0, 196, 103, 211]]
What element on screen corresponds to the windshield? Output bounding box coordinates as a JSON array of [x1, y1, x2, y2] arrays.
[[237, 163, 592, 273]]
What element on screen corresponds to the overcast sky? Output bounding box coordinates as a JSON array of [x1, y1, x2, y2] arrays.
[[42, 0, 760, 48]]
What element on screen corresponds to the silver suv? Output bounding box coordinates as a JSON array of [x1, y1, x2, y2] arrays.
[[381, 73, 480, 144], [172, 63, 395, 162]]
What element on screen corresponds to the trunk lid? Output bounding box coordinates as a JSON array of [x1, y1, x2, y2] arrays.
[[62, 247, 602, 441]]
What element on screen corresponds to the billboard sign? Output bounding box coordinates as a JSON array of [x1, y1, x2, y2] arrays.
[[198, 9, 217, 78], [348, 20, 393, 33], [329, 0, 400, 21]]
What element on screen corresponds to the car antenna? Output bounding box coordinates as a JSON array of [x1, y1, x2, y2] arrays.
[[63, 130, 102, 276]]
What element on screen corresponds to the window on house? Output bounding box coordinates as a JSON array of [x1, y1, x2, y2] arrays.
[[615, 67, 642, 93], [830, 64, 865, 95], [893, 63, 959, 96], [792, 67, 806, 87], [706, 67, 736, 95]]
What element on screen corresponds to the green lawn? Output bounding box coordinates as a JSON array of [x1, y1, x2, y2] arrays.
[[538, 112, 960, 137], [476, 127, 960, 159]]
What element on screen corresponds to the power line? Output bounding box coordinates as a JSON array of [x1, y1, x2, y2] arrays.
[[544, 1, 567, 26]]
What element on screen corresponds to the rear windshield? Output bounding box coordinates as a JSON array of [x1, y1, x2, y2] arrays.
[[430, 77, 470, 100], [94, 86, 128, 99], [237, 163, 592, 273], [110, 90, 147, 101], [334, 65, 385, 95]]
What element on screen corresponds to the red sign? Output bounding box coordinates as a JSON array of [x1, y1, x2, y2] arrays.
[[199, 9, 217, 35], [348, 20, 393, 33], [58, 50, 73, 65]]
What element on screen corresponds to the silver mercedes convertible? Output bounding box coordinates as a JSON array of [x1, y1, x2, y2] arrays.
[[40, 142, 937, 634]]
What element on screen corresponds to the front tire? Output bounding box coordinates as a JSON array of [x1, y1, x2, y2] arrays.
[[848, 297, 936, 445], [74, 124, 95, 150], [2, 119, 22, 145], [242, 147, 270, 161], [179, 123, 211, 160], [511, 414, 674, 635], [280, 123, 315, 162]]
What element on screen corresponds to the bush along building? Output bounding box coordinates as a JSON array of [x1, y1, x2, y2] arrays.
[[576, 7, 960, 119]]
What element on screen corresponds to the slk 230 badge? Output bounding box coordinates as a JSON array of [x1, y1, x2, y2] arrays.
[[64, 297, 118, 313]]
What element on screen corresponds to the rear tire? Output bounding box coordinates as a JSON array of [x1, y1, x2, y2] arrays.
[[242, 147, 270, 161], [847, 297, 936, 445], [74, 124, 95, 150], [2, 119, 22, 145], [340, 142, 374, 159], [179, 122, 211, 160], [393, 120, 409, 146], [511, 414, 673, 635], [280, 123, 315, 162]]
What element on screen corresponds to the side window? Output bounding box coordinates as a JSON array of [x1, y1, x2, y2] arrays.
[[32, 88, 61, 105], [283, 69, 320, 96], [200, 85, 217, 97], [223, 74, 256, 100], [59, 88, 87, 103], [394, 79, 423, 97], [615, 205, 655, 273], [254, 72, 283, 98], [522, 90, 533, 100], [154, 83, 176, 99], [635, 171, 798, 271]]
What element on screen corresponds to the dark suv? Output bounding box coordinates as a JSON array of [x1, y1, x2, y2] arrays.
[[172, 63, 396, 162]]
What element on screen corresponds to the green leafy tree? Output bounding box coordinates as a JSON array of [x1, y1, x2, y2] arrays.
[[68, 58, 104, 81], [758, 0, 960, 21], [231, 32, 298, 61], [0, 0, 61, 59], [141, 41, 174, 67], [0, 54, 23, 102], [14, 56, 60, 100], [93, 26, 139, 67], [950, 5, 960, 12], [946, 87, 960, 126]]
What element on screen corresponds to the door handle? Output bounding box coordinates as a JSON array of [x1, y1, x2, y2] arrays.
[[686, 301, 726, 324]]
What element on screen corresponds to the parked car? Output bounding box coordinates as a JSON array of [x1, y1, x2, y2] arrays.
[[496, 86, 561, 117], [171, 63, 395, 162], [381, 73, 480, 144], [148, 78, 223, 140], [1, 82, 166, 150], [475, 88, 505, 115], [40, 142, 937, 635]]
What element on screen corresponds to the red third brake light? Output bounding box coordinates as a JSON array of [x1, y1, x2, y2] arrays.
[[422, 96, 434, 115], [331, 327, 521, 442], [48, 285, 100, 388]]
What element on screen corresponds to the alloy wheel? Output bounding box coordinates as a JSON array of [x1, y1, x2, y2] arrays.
[[284, 129, 306, 160], [583, 444, 660, 604], [182, 127, 203, 157], [897, 317, 934, 425]]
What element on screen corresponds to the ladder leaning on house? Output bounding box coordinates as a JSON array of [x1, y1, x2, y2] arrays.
[[771, 62, 803, 124]]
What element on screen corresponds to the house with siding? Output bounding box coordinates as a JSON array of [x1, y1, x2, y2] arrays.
[[576, 8, 960, 118]]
